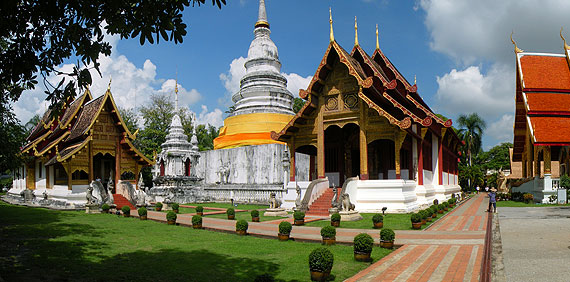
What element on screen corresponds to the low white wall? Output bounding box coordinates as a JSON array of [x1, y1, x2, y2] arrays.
[[353, 179, 418, 213], [282, 181, 310, 209], [415, 184, 436, 207]]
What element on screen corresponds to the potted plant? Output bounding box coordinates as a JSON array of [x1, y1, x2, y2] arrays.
[[278, 221, 292, 241], [138, 207, 147, 220], [380, 228, 395, 249], [523, 193, 534, 204], [293, 211, 305, 226], [226, 207, 235, 220], [430, 206, 437, 218], [353, 233, 374, 262], [192, 215, 202, 229], [308, 247, 334, 281], [330, 213, 341, 227], [411, 213, 422, 229], [251, 209, 260, 222], [320, 225, 336, 245], [171, 203, 179, 213], [196, 205, 204, 216], [372, 213, 384, 229], [437, 204, 445, 213], [419, 210, 428, 225], [443, 202, 449, 211], [155, 202, 163, 211], [121, 205, 131, 217], [166, 211, 177, 225], [236, 219, 248, 235], [101, 203, 110, 213]]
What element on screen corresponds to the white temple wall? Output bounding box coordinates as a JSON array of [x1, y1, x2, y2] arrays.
[[352, 179, 419, 213], [34, 160, 46, 189], [432, 134, 440, 186]]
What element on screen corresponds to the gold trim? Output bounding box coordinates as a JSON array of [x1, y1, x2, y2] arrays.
[[561, 27, 570, 50], [510, 31, 523, 53], [329, 7, 334, 42], [376, 24, 379, 50], [36, 131, 70, 156], [354, 16, 359, 46]]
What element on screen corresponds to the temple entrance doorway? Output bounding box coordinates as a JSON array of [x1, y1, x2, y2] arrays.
[[93, 153, 115, 192], [297, 145, 317, 181], [324, 123, 360, 187]]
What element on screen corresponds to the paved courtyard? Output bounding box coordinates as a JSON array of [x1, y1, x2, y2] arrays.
[[498, 206, 570, 282]]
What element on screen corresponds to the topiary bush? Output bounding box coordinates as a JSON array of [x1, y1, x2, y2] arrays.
[[156, 202, 163, 209], [293, 211, 305, 220], [166, 211, 177, 222], [410, 213, 421, 223], [438, 204, 445, 211], [192, 214, 202, 225], [353, 233, 374, 254], [121, 205, 131, 214], [330, 213, 341, 222], [226, 207, 235, 216], [236, 219, 248, 231], [320, 225, 336, 238], [101, 204, 110, 211], [419, 210, 428, 220], [308, 247, 334, 272], [380, 228, 395, 242], [430, 206, 437, 216], [251, 209, 260, 218], [196, 205, 204, 213], [279, 221, 292, 235], [372, 213, 383, 223], [443, 202, 449, 208], [171, 203, 179, 211], [138, 207, 147, 216]]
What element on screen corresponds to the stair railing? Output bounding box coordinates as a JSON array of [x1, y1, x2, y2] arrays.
[[298, 178, 329, 212]]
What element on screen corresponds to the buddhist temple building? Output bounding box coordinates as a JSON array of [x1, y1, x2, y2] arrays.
[[10, 87, 153, 207], [213, 0, 295, 149], [510, 31, 570, 202], [275, 14, 461, 212]]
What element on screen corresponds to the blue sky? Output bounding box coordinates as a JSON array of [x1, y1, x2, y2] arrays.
[[13, 0, 570, 150]]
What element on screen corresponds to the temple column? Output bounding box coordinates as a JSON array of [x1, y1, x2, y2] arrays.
[[67, 161, 72, 190], [359, 99, 368, 180], [115, 137, 121, 188], [417, 128, 427, 185], [432, 133, 440, 185], [317, 99, 325, 179], [394, 132, 406, 180], [544, 146, 552, 191], [438, 129, 445, 185], [534, 146, 540, 178], [289, 139, 296, 182], [412, 125, 418, 181], [88, 141, 93, 182]]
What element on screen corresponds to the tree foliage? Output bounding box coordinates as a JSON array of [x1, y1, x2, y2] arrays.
[[457, 113, 486, 189], [0, 112, 27, 174], [293, 97, 305, 113]]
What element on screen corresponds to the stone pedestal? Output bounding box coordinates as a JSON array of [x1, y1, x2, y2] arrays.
[[339, 211, 363, 221], [85, 204, 101, 214], [264, 208, 288, 217], [328, 208, 339, 215]]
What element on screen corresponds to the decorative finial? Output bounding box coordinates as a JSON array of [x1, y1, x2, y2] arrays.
[[174, 78, 179, 112], [329, 7, 334, 42], [255, 0, 269, 28], [414, 75, 417, 85], [510, 31, 523, 53], [107, 76, 112, 91], [561, 27, 570, 50], [354, 16, 359, 46], [376, 24, 380, 50]]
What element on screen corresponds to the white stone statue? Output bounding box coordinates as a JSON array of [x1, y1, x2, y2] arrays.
[[86, 185, 96, 205], [269, 192, 282, 209], [341, 193, 355, 211], [294, 185, 302, 208], [331, 187, 341, 209]]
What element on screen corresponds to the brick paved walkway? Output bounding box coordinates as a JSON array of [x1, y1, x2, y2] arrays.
[[347, 194, 489, 282]]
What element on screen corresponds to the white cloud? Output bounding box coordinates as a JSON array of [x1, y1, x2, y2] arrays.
[[196, 105, 224, 128], [486, 114, 514, 147], [283, 73, 312, 98]]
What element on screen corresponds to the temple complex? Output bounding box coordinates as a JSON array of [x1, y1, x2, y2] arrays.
[[213, 0, 295, 149], [10, 87, 153, 207], [510, 32, 570, 202], [277, 13, 461, 212]]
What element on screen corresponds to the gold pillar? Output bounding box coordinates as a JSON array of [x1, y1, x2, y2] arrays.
[[544, 146, 551, 174], [67, 161, 72, 190], [115, 137, 121, 187], [359, 97, 368, 180], [534, 146, 540, 177], [88, 141, 93, 182], [394, 132, 407, 179], [317, 97, 325, 179], [289, 138, 296, 181]]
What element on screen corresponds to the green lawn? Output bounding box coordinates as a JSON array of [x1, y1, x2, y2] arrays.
[[496, 200, 570, 207], [0, 201, 390, 281], [204, 210, 289, 222], [304, 208, 455, 230], [183, 202, 269, 210]]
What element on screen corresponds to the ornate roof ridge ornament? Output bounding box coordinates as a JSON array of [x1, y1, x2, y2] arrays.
[[376, 24, 380, 50], [561, 27, 570, 50], [107, 76, 112, 92], [329, 7, 334, 42], [174, 77, 179, 112], [414, 75, 417, 85], [255, 0, 269, 28], [510, 31, 523, 53], [354, 16, 359, 46]]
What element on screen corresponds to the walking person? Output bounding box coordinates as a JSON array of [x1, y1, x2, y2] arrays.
[[476, 186, 480, 194], [487, 187, 497, 213]]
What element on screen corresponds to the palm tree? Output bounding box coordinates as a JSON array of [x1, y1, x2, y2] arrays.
[[457, 113, 486, 187]]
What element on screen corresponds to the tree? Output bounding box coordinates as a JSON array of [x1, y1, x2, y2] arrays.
[[293, 97, 305, 113], [0, 0, 226, 121], [118, 107, 140, 135], [24, 114, 41, 137], [481, 142, 512, 172], [0, 111, 27, 174], [457, 113, 486, 188]]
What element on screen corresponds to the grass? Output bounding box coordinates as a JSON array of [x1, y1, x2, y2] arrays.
[[183, 202, 269, 210], [303, 206, 457, 230], [496, 200, 570, 207], [0, 201, 391, 281], [204, 210, 288, 222]]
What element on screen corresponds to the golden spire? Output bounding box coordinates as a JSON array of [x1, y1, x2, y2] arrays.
[[329, 7, 334, 42], [107, 76, 112, 91], [561, 27, 570, 50], [376, 24, 379, 50], [510, 31, 523, 53], [354, 16, 359, 46], [414, 75, 417, 85], [174, 78, 179, 112]]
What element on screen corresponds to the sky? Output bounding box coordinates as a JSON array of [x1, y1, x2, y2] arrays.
[[11, 0, 570, 150]]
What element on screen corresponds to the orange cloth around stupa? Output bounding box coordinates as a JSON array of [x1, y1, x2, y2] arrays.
[[213, 112, 293, 149]]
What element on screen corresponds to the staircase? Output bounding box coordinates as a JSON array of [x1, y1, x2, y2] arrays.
[[306, 188, 337, 216], [113, 194, 135, 210]]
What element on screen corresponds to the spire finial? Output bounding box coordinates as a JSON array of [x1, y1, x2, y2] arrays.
[[354, 16, 359, 46], [561, 27, 570, 50], [414, 75, 417, 85], [329, 7, 334, 42], [510, 31, 523, 53], [255, 0, 269, 28], [376, 24, 379, 50], [174, 79, 179, 112], [107, 76, 112, 91]]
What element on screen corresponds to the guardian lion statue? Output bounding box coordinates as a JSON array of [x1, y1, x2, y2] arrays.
[[341, 193, 355, 211], [269, 192, 282, 209]]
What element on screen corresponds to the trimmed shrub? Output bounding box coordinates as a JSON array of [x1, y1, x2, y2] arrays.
[[155, 202, 163, 209], [308, 247, 334, 272], [330, 213, 341, 222], [380, 228, 395, 242], [101, 204, 110, 211], [121, 205, 131, 214], [372, 213, 383, 223], [353, 233, 374, 253], [419, 210, 428, 220], [192, 215, 202, 225], [293, 211, 305, 220], [226, 207, 235, 216], [438, 204, 445, 211], [251, 209, 260, 218], [443, 202, 449, 208], [320, 225, 336, 238], [236, 219, 249, 231], [279, 221, 292, 235], [171, 203, 179, 211], [430, 206, 437, 216], [196, 205, 204, 213], [166, 211, 177, 222], [138, 207, 147, 216], [410, 213, 421, 223], [523, 193, 534, 203]]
